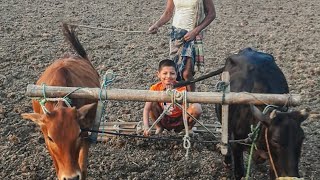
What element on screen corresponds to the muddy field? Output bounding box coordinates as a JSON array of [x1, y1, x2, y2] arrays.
[[1, 0, 319, 179]]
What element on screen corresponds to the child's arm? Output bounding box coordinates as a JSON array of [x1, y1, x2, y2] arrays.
[[143, 102, 152, 136]]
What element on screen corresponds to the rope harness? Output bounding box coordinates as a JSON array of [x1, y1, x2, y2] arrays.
[[244, 105, 278, 179], [144, 88, 222, 158], [96, 70, 116, 141], [182, 91, 191, 159], [265, 128, 279, 178], [215, 81, 229, 104], [68, 23, 145, 34], [145, 89, 192, 158], [38, 83, 82, 114], [265, 127, 302, 179], [245, 122, 261, 180]]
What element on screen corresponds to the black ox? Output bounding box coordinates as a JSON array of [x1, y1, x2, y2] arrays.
[[174, 48, 308, 179]]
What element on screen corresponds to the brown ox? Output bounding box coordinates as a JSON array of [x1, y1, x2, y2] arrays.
[[21, 24, 100, 180]]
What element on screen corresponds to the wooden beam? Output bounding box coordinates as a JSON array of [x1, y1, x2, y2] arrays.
[[221, 72, 230, 155], [26, 84, 301, 106]]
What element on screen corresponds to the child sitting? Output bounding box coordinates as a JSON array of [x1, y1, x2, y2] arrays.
[[143, 59, 202, 136]]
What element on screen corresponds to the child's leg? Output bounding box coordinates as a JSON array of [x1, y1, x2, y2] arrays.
[[150, 102, 164, 134], [187, 103, 202, 130]]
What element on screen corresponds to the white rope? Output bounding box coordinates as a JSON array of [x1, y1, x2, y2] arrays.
[[68, 23, 146, 33], [175, 103, 217, 138], [182, 91, 191, 159], [147, 89, 179, 134], [148, 89, 192, 158], [39, 97, 72, 114], [146, 103, 173, 133], [40, 103, 50, 114], [46, 98, 72, 107]]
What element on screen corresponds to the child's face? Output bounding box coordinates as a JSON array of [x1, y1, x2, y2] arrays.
[[157, 66, 177, 87]]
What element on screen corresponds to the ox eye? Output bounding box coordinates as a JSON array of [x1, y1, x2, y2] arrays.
[[78, 131, 84, 139], [271, 139, 280, 145], [47, 136, 54, 142]]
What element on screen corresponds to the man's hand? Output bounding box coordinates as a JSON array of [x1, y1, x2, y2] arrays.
[[147, 24, 159, 34], [143, 129, 151, 137], [183, 29, 198, 42]]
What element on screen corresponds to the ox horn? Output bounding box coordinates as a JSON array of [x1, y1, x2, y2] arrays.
[[269, 109, 277, 119], [299, 109, 308, 116], [299, 109, 309, 121], [250, 104, 271, 127], [40, 105, 51, 115]]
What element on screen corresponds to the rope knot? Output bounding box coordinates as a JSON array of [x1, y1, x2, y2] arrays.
[[183, 135, 191, 159], [215, 81, 229, 104], [39, 98, 47, 106], [64, 97, 72, 106], [183, 135, 191, 149]]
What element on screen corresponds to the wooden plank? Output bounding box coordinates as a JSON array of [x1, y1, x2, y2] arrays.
[[26, 84, 301, 106], [221, 71, 230, 155], [90, 101, 104, 142], [100, 124, 137, 129], [101, 121, 140, 126]]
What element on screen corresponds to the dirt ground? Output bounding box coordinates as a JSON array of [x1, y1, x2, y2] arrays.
[[0, 0, 319, 179]]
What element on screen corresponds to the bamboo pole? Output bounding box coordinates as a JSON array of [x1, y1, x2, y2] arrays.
[[99, 122, 221, 128], [97, 127, 220, 134], [98, 125, 220, 133], [95, 122, 220, 141], [26, 84, 301, 106], [94, 121, 221, 141]]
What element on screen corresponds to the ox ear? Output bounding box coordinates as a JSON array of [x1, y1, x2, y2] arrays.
[[250, 104, 271, 127], [77, 103, 96, 121], [226, 56, 237, 67], [21, 113, 45, 126], [297, 109, 309, 124]]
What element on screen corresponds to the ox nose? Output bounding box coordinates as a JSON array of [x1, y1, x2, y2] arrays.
[[62, 175, 81, 180]]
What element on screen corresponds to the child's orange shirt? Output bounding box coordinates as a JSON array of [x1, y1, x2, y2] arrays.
[[150, 82, 187, 118]]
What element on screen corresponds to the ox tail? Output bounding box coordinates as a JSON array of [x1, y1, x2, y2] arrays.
[[62, 23, 88, 60], [173, 66, 225, 88]]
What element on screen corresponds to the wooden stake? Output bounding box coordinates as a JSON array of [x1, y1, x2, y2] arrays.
[[221, 71, 230, 155]]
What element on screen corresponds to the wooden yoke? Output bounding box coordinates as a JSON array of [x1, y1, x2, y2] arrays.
[[221, 71, 230, 155], [25, 85, 301, 105]]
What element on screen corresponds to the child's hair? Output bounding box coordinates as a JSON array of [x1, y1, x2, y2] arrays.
[[158, 59, 177, 71]]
